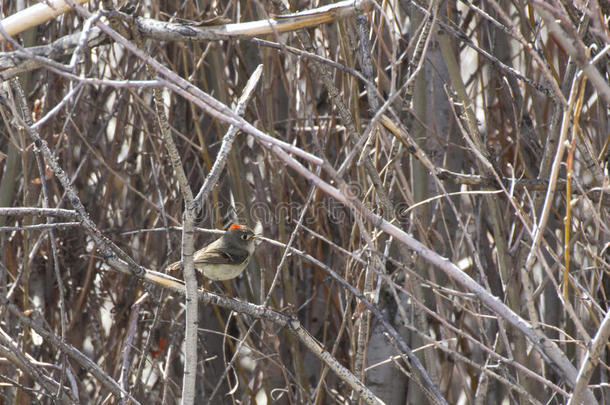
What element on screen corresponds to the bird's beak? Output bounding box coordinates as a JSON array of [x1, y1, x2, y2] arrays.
[[252, 234, 262, 239]]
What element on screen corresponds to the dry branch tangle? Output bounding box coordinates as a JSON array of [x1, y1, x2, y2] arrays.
[[0, 0, 369, 79], [1, 0, 607, 403], [0, 0, 368, 38]]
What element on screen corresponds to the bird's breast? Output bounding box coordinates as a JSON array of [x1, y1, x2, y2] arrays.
[[198, 259, 250, 281]]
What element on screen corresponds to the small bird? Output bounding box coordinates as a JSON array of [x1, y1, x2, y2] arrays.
[[166, 224, 259, 281]]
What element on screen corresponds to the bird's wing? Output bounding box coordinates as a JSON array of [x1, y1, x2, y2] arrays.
[[194, 248, 249, 265]]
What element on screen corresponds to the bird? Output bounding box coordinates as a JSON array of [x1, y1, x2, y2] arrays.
[[166, 224, 259, 281]]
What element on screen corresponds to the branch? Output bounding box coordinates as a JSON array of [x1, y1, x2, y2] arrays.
[[0, 0, 89, 39], [260, 137, 598, 403], [140, 271, 385, 405], [193, 64, 263, 209], [6, 78, 147, 280], [61, 5, 322, 166], [0, 0, 370, 40], [567, 307, 610, 404], [7, 304, 141, 404], [70, 6, 594, 398], [136, 0, 371, 41], [532, 0, 610, 106], [0, 207, 78, 219], [0, 326, 74, 403], [110, 8, 197, 403]]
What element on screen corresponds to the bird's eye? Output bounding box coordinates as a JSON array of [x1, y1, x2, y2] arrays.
[[241, 234, 248, 240]]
